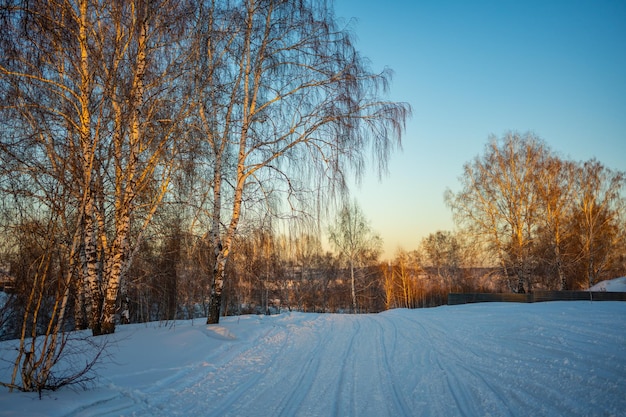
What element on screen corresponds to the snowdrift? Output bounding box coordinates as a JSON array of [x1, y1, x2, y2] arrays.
[[589, 276, 626, 292]]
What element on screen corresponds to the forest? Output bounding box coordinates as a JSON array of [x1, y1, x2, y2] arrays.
[[0, 0, 625, 393]]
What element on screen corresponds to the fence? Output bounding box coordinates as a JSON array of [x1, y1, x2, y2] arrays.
[[448, 291, 626, 305]]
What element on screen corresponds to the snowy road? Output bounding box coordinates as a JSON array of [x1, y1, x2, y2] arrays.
[[1, 301, 625, 416]]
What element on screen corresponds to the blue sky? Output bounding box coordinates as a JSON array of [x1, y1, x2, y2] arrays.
[[333, 0, 626, 259]]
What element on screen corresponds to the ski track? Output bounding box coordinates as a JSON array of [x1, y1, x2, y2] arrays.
[[389, 304, 626, 417], [64, 318, 290, 417], [372, 315, 413, 417], [274, 319, 327, 417], [334, 316, 359, 417], [8, 302, 625, 417], [183, 322, 290, 417]]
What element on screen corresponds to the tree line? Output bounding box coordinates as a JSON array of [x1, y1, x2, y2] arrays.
[[446, 132, 626, 293]]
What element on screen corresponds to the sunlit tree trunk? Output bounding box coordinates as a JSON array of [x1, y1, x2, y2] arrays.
[[98, 1, 148, 335], [382, 262, 394, 310]]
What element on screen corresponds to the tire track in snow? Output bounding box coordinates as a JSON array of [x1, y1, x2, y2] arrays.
[[393, 312, 482, 417], [372, 316, 412, 417], [67, 321, 285, 417], [413, 316, 512, 416], [275, 315, 333, 417], [196, 324, 291, 417], [46, 304, 626, 417], [413, 312, 576, 416], [434, 352, 474, 417], [121, 320, 292, 417], [400, 312, 474, 416], [435, 329, 537, 416], [392, 309, 584, 416], [334, 316, 360, 417], [60, 392, 137, 417], [161, 323, 288, 416], [195, 314, 341, 417]]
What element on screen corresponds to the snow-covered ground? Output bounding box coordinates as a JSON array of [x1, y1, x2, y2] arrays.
[[1, 301, 625, 417], [590, 276, 626, 292]]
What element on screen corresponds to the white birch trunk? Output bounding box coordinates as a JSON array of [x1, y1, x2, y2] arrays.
[[98, 7, 147, 334]]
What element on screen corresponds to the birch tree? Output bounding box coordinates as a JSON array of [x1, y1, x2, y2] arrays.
[[328, 200, 382, 312], [89, 0, 192, 335], [0, 2, 106, 388], [193, 0, 410, 323], [0, 0, 192, 336], [420, 231, 462, 290], [389, 249, 421, 309], [446, 132, 548, 293], [534, 156, 577, 289], [569, 160, 625, 288]]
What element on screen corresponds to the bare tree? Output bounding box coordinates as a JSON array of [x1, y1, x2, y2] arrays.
[[1, 0, 193, 335], [0, 0, 105, 390], [192, 0, 410, 323], [569, 160, 625, 288], [534, 157, 577, 289], [388, 249, 421, 309], [88, 0, 193, 335], [446, 132, 549, 293], [420, 231, 462, 290], [0, 198, 109, 392], [447, 132, 626, 292], [328, 200, 382, 312], [278, 232, 325, 312]]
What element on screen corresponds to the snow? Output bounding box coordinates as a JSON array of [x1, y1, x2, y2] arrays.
[[1, 302, 625, 417], [589, 276, 626, 292]]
